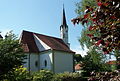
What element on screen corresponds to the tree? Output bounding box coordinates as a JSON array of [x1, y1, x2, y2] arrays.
[[0, 31, 25, 78], [76, 0, 120, 69], [75, 0, 97, 18], [72, 0, 120, 54], [82, 48, 110, 73], [114, 50, 120, 69], [72, 0, 115, 72], [74, 54, 83, 64]]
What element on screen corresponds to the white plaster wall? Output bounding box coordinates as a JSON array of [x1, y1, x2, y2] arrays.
[[40, 51, 53, 71], [23, 53, 39, 71], [30, 53, 39, 71], [34, 34, 50, 51], [54, 51, 74, 73]]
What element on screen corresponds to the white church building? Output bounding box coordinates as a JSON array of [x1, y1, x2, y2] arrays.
[[19, 7, 75, 73]]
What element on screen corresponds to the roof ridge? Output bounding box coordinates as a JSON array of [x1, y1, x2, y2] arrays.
[[23, 30, 62, 40], [21, 30, 74, 53]]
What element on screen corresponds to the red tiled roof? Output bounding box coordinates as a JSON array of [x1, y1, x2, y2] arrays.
[[106, 60, 120, 65], [20, 30, 74, 53], [106, 60, 116, 65], [75, 64, 82, 70], [20, 30, 39, 53]]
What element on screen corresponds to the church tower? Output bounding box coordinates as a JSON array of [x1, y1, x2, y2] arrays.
[[60, 5, 70, 47]]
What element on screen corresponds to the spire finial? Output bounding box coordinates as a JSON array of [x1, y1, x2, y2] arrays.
[[63, 3, 64, 9]]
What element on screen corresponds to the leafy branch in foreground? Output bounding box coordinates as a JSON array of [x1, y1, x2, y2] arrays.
[[72, 0, 120, 54]]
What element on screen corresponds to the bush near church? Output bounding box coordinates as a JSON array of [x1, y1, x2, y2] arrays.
[[2, 67, 87, 81], [32, 70, 54, 81], [4, 67, 120, 81]]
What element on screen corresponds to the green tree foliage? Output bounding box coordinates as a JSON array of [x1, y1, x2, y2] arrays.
[[75, 0, 97, 17], [2, 69, 86, 81], [4, 66, 31, 81], [72, 0, 120, 72], [52, 72, 82, 81], [114, 50, 120, 69], [82, 48, 110, 73], [32, 70, 53, 81], [74, 54, 83, 64], [79, 28, 93, 49], [75, 0, 97, 49], [0, 31, 25, 79], [73, 0, 110, 73], [72, 0, 120, 54]]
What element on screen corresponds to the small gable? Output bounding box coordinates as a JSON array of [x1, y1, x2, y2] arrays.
[[20, 30, 39, 53]]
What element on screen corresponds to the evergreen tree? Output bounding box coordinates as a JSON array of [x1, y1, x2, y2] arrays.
[[0, 31, 25, 79]]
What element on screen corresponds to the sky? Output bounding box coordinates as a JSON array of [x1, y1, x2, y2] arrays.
[[0, 0, 88, 56]]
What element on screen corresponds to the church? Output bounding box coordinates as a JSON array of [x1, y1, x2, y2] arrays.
[[19, 7, 75, 73]]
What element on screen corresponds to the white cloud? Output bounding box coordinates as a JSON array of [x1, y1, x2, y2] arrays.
[[72, 45, 116, 61], [0, 29, 11, 37], [72, 45, 89, 57]]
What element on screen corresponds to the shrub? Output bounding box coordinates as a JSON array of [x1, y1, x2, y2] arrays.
[[2, 69, 87, 81], [88, 70, 120, 81], [3, 66, 31, 81], [51, 72, 84, 81], [32, 70, 53, 81]]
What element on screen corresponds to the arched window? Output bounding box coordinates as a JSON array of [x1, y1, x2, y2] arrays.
[[44, 60, 47, 67]]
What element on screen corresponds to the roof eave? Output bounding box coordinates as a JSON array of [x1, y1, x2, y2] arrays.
[[51, 49, 75, 54]]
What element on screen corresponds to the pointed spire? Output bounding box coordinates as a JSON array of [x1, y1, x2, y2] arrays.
[[60, 4, 70, 47], [62, 4, 67, 26]]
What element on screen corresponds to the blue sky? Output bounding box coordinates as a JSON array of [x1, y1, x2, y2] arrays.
[[0, 0, 88, 56]]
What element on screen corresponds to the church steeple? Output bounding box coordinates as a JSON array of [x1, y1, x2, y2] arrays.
[[62, 5, 67, 26], [60, 5, 70, 47]]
